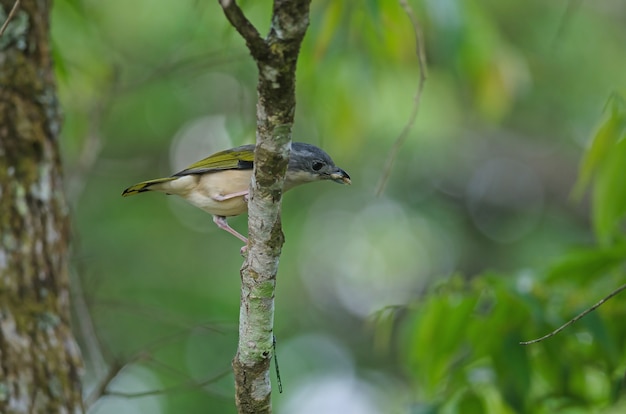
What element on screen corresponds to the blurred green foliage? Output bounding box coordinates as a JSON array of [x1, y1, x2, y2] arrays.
[[52, 0, 626, 413], [393, 95, 626, 413]]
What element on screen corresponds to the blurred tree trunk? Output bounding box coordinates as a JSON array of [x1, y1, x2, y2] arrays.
[[0, 1, 84, 413]]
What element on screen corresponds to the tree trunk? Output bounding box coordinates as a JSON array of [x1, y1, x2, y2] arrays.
[[0, 1, 84, 413]]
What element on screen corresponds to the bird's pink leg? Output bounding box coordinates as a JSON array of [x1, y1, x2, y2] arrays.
[[212, 190, 249, 201], [213, 215, 248, 244]]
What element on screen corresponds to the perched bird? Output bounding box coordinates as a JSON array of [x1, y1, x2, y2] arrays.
[[122, 142, 351, 245]]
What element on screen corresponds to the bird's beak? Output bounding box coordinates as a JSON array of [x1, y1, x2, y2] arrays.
[[330, 168, 351, 185]]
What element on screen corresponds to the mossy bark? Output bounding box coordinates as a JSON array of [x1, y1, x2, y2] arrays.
[[0, 1, 84, 413]]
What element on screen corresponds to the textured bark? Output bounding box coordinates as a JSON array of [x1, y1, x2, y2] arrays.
[[0, 1, 84, 413], [218, 1, 311, 413]]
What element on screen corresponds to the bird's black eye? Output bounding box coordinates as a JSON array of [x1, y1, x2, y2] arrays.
[[312, 161, 324, 171]]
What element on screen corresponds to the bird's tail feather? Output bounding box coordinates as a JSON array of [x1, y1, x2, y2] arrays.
[[122, 177, 177, 196]]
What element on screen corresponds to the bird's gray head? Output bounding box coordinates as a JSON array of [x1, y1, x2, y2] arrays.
[[285, 142, 351, 190]]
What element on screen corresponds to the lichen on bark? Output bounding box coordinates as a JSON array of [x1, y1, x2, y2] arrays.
[[0, 1, 84, 413]]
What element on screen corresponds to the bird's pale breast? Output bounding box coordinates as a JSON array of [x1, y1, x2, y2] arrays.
[[159, 169, 252, 217]]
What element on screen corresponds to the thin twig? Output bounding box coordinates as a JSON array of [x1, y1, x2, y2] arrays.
[[375, 0, 428, 196], [103, 368, 231, 399], [84, 354, 231, 405], [0, 0, 20, 37], [142, 356, 232, 400], [520, 283, 626, 345], [84, 298, 229, 405], [84, 359, 128, 408], [113, 49, 246, 96], [92, 298, 226, 335], [218, 0, 267, 60]]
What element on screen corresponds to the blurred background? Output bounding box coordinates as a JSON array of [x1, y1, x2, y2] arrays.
[[53, 0, 626, 413]]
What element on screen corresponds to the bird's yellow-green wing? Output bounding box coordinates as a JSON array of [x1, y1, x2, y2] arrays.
[[173, 144, 255, 176], [121, 144, 255, 196]]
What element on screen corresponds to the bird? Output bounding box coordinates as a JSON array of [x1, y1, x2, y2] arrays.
[[122, 142, 351, 246]]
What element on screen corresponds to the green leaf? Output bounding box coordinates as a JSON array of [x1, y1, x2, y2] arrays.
[[406, 277, 480, 397], [580, 311, 619, 366], [492, 333, 530, 411], [456, 390, 486, 414], [573, 94, 626, 200], [546, 244, 626, 284], [570, 93, 626, 242], [592, 134, 626, 242]]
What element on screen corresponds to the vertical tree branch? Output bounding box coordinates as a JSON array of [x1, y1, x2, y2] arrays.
[[218, 0, 311, 412]]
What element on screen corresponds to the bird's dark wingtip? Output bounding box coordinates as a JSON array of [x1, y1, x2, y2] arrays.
[[121, 186, 148, 197]]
